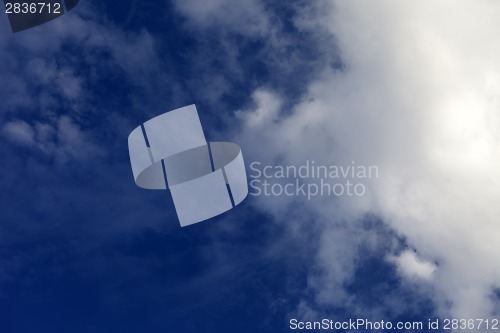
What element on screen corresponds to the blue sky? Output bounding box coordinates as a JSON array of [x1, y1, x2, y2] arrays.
[[1, 1, 499, 332]]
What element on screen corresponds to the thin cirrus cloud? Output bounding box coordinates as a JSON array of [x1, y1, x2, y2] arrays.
[[2, 116, 103, 164], [172, 0, 270, 36]]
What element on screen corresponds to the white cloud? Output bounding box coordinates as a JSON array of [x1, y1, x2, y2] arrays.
[[3, 116, 102, 164], [25, 58, 83, 100], [2, 120, 35, 146], [0, 2, 163, 165], [389, 250, 436, 281], [172, 0, 270, 36], [235, 89, 281, 129], [52, 116, 103, 162], [0, 1, 161, 118], [234, 0, 500, 320]]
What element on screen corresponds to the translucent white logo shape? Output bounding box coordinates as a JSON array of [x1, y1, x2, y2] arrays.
[[128, 105, 248, 227]]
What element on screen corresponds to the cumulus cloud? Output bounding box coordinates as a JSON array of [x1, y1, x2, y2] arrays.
[[389, 250, 437, 281], [233, 0, 500, 320], [170, 0, 339, 114], [235, 89, 281, 129]]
